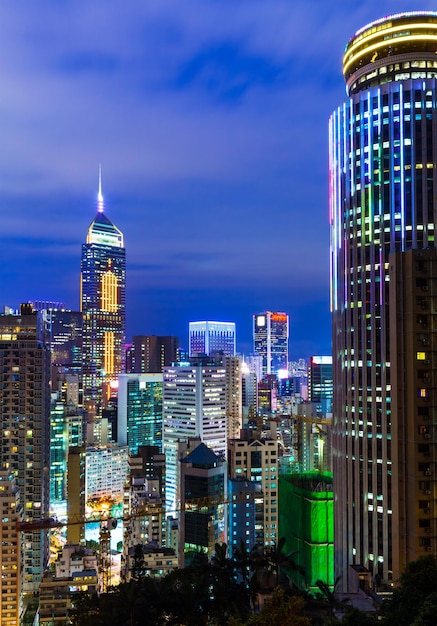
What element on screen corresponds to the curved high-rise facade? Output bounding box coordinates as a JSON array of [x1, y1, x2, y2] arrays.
[[330, 12, 437, 589], [81, 180, 126, 423]]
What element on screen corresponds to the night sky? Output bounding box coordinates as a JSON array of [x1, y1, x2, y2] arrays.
[[0, 1, 433, 357]]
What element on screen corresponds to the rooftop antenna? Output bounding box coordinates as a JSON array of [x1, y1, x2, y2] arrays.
[[97, 164, 104, 213]]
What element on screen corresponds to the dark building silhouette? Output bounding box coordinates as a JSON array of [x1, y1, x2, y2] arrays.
[[126, 335, 179, 373]]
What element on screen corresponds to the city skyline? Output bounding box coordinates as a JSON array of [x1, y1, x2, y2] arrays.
[[1, 1, 433, 358]]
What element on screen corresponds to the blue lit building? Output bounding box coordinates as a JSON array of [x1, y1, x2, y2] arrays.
[[189, 321, 236, 357], [81, 175, 125, 421], [227, 478, 261, 558], [308, 356, 333, 418], [117, 373, 163, 453], [330, 12, 437, 588], [253, 312, 288, 377]]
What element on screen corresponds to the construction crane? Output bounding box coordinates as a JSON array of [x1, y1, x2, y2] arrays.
[[16, 489, 261, 591], [16, 489, 260, 534]]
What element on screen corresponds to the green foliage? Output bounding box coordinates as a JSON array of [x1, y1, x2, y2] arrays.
[[381, 556, 437, 626], [68, 541, 373, 625], [229, 588, 311, 626]]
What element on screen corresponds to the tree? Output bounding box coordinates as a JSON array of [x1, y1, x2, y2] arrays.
[[315, 576, 350, 618], [266, 537, 305, 589], [229, 588, 311, 626], [130, 543, 147, 582], [381, 556, 437, 626]]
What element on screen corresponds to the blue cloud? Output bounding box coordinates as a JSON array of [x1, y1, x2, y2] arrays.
[[173, 43, 286, 100], [57, 52, 118, 75]]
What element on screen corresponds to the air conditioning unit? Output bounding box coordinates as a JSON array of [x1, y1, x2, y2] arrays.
[[424, 508, 431, 514], [425, 469, 432, 476], [425, 546, 432, 552], [425, 490, 432, 495], [424, 434, 431, 439], [425, 527, 431, 533]]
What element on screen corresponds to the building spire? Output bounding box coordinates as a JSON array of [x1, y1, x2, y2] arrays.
[[97, 164, 104, 213]]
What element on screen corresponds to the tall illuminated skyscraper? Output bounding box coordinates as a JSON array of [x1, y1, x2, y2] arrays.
[[0, 304, 51, 592], [253, 311, 288, 377], [81, 173, 126, 422], [330, 12, 437, 589]]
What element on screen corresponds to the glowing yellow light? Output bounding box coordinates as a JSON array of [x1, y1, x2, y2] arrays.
[[101, 271, 118, 312], [344, 32, 437, 76], [346, 22, 437, 58], [104, 332, 115, 375]]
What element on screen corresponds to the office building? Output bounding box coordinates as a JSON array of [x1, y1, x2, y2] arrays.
[[0, 304, 51, 592], [126, 335, 179, 373], [163, 363, 226, 514], [253, 312, 289, 377], [45, 309, 83, 372], [180, 442, 226, 565], [80, 175, 126, 421], [308, 356, 333, 418], [189, 321, 236, 357], [117, 373, 163, 453], [330, 12, 437, 588], [0, 472, 22, 626]]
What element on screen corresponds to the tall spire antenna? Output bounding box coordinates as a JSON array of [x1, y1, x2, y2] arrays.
[[97, 164, 104, 213]]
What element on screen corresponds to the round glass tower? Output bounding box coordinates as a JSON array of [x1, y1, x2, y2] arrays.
[[330, 12, 437, 589]]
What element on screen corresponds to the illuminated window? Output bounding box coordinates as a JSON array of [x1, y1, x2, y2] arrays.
[[417, 352, 426, 360]]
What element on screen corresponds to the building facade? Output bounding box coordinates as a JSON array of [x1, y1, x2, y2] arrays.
[[85, 446, 128, 505], [0, 472, 22, 626], [189, 321, 236, 357], [228, 426, 279, 548], [45, 309, 83, 373], [126, 335, 178, 373], [0, 305, 50, 592], [163, 363, 227, 514], [308, 356, 333, 418], [117, 373, 163, 453], [253, 312, 289, 377], [180, 443, 226, 565], [80, 178, 125, 422], [330, 11, 437, 588]]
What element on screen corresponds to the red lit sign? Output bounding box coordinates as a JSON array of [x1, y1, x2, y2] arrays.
[[271, 313, 287, 322]]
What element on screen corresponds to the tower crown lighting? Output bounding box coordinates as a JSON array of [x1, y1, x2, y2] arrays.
[[343, 11, 437, 94]]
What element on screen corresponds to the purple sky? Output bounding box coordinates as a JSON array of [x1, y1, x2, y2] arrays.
[[0, 1, 434, 357]]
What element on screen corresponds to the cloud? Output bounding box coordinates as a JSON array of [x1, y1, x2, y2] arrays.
[[0, 0, 434, 352]]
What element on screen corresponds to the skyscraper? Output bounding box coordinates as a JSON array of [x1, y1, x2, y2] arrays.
[[330, 12, 437, 589], [0, 304, 51, 592], [81, 174, 126, 422], [253, 311, 289, 377], [189, 321, 236, 357]]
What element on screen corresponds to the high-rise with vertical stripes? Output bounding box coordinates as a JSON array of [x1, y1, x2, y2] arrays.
[[81, 174, 125, 424], [330, 12, 437, 590]]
